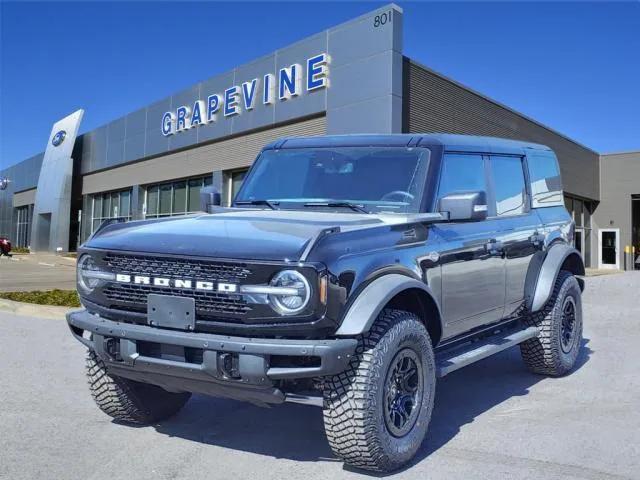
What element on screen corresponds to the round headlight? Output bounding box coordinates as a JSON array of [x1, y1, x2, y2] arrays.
[[269, 270, 311, 315], [77, 254, 102, 294]]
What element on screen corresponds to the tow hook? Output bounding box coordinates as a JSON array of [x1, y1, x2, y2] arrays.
[[103, 337, 122, 362]]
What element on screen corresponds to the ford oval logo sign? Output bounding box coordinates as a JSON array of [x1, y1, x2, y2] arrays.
[[0, 177, 8, 191], [52, 130, 67, 147]]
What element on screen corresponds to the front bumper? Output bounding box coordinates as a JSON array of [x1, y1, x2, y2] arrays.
[[67, 309, 356, 405]]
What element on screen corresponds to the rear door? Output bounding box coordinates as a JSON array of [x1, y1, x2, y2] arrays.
[[488, 155, 540, 317]]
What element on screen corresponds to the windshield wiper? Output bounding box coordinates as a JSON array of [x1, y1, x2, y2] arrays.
[[303, 201, 369, 214], [235, 200, 279, 210]]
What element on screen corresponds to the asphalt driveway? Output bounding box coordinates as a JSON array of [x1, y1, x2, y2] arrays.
[[0, 253, 76, 292], [1, 272, 638, 480]]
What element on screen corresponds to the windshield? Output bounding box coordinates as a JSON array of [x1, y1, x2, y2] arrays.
[[234, 147, 430, 213]]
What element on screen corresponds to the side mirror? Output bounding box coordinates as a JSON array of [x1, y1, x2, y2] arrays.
[[438, 191, 488, 221], [199, 186, 222, 213]]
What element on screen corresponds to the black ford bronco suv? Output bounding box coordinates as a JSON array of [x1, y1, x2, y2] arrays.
[[67, 134, 585, 472]]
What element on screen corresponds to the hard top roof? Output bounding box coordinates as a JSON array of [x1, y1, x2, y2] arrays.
[[263, 133, 552, 155]]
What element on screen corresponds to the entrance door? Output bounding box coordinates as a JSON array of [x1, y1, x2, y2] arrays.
[[599, 229, 620, 269]]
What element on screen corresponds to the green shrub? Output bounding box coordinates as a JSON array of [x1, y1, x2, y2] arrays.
[[0, 289, 80, 307], [11, 247, 30, 254]]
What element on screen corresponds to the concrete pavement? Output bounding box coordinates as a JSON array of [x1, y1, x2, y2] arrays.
[[1, 273, 639, 480]]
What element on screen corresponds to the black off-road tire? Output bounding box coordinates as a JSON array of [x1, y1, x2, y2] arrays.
[[86, 350, 191, 424], [322, 309, 436, 473], [520, 270, 583, 376]]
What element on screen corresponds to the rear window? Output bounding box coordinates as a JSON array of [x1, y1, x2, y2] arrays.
[[527, 150, 563, 208]]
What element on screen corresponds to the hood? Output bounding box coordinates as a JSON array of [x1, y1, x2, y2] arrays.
[[84, 209, 387, 261]]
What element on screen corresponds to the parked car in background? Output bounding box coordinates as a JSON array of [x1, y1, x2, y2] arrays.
[[0, 237, 12, 257]]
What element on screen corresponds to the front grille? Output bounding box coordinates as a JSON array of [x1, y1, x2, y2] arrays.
[[101, 253, 254, 319], [103, 283, 252, 317], [103, 253, 252, 282]]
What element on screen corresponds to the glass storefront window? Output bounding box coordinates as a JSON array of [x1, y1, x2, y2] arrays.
[[574, 199, 583, 227], [230, 170, 247, 205], [90, 188, 132, 235], [187, 178, 202, 212], [564, 197, 573, 220], [159, 184, 172, 216], [147, 186, 158, 216], [94, 196, 103, 220], [120, 190, 131, 217], [173, 181, 187, 214], [110, 192, 119, 217], [564, 194, 593, 268], [102, 194, 110, 218], [145, 175, 213, 219], [224, 169, 249, 206], [15, 205, 32, 248]]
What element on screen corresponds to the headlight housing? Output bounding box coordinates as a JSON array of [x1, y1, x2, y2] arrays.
[[77, 254, 114, 294], [268, 270, 311, 315]]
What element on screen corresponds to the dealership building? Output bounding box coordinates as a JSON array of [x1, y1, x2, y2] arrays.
[[0, 4, 637, 270]]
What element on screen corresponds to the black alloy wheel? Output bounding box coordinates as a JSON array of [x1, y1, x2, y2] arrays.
[[384, 348, 424, 438], [560, 296, 577, 353]]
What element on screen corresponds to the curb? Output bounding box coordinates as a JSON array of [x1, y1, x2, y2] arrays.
[[0, 298, 72, 320], [585, 268, 625, 277]]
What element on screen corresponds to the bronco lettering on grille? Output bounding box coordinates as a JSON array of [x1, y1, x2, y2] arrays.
[[115, 274, 237, 293]]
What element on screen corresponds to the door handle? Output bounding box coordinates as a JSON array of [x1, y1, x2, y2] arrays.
[[485, 239, 504, 255], [529, 232, 545, 246]]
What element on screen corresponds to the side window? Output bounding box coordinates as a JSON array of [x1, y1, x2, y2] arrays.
[[490, 156, 527, 216], [437, 154, 486, 200], [527, 150, 563, 207]]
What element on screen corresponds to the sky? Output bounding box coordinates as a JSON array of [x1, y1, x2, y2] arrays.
[[1, 1, 639, 170]]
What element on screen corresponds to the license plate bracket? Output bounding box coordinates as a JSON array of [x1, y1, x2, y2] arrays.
[[147, 294, 195, 330]]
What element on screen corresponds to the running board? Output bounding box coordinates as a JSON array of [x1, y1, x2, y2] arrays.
[[436, 326, 539, 377], [285, 393, 323, 407]]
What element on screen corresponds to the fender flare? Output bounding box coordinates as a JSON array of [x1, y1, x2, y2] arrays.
[[530, 243, 585, 312], [334, 273, 442, 337]]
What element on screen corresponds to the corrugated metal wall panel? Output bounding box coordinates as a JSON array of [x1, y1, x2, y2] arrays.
[[81, 116, 326, 195], [12, 188, 36, 207], [593, 151, 640, 267], [0, 153, 43, 238], [405, 60, 600, 201]]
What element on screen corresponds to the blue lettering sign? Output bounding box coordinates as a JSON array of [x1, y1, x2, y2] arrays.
[[191, 100, 205, 127], [242, 79, 259, 110], [161, 112, 175, 136], [176, 106, 190, 131], [207, 94, 221, 122], [224, 86, 240, 116], [307, 53, 329, 91], [279, 64, 301, 100], [263, 74, 275, 105], [162, 52, 329, 134]]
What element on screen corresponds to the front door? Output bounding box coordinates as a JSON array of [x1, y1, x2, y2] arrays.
[[599, 229, 620, 269], [433, 153, 506, 339], [435, 221, 507, 337]]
